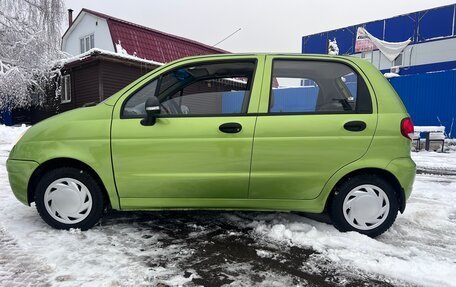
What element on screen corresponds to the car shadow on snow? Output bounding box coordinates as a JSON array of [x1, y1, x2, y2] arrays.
[[98, 210, 397, 287]]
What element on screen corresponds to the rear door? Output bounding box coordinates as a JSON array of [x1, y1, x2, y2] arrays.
[[111, 56, 264, 201], [249, 56, 377, 200]]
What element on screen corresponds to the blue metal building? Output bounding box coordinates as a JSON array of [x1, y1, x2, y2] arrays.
[[302, 4, 456, 137]]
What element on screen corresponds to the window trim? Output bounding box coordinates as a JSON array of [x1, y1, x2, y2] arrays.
[[61, 75, 71, 104], [80, 33, 95, 53], [267, 58, 373, 116], [120, 59, 258, 119]]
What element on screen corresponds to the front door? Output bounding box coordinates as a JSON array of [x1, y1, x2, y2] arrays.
[[249, 56, 377, 200], [111, 58, 263, 201]]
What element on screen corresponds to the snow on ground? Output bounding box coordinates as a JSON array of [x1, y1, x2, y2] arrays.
[[412, 142, 456, 175], [1, 125, 455, 286], [253, 175, 456, 287], [0, 124, 27, 144]]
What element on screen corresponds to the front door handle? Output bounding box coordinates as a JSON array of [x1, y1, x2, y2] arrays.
[[344, 121, 366, 132], [219, 122, 242, 134]]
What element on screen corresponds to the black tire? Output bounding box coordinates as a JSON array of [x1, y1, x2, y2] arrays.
[[35, 167, 104, 230], [328, 174, 399, 238]]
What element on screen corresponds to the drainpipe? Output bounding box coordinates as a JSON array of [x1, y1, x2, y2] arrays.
[[408, 45, 415, 67]]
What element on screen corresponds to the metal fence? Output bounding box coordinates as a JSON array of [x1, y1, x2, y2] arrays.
[[389, 70, 455, 138]]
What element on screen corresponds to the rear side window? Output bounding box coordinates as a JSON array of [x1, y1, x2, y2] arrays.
[[270, 60, 372, 114]]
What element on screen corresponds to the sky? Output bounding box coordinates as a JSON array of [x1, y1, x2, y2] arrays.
[[64, 0, 456, 53]]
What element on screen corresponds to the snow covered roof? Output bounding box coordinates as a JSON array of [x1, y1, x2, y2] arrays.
[[57, 48, 164, 68], [62, 8, 227, 64]]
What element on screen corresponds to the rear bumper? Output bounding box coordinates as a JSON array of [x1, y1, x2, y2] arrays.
[[386, 157, 416, 204], [6, 159, 39, 206]]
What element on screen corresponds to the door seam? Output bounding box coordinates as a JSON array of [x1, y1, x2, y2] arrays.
[[247, 55, 266, 199]]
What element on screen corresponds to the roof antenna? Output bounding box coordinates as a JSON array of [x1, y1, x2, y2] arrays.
[[213, 28, 242, 47]]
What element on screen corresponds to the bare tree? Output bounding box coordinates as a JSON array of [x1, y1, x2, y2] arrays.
[[0, 0, 65, 110]]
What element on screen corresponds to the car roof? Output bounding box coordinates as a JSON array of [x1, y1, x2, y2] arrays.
[[177, 53, 355, 59], [172, 53, 363, 66]]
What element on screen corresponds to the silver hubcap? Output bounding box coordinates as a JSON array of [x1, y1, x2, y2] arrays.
[[342, 184, 390, 230], [44, 178, 92, 224]]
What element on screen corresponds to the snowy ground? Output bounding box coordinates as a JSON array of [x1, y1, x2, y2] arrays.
[[413, 142, 456, 175], [1, 125, 455, 287]]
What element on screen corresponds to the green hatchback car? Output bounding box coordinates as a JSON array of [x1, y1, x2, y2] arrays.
[[7, 54, 416, 237]]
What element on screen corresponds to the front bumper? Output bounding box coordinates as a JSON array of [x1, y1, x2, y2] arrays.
[[6, 159, 39, 205]]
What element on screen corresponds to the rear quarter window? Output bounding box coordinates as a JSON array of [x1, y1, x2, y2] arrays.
[[270, 60, 372, 114]]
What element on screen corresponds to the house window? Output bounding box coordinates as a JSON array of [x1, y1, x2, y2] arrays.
[[393, 53, 403, 66], [61, 75, 71, 103], [80, 34, 95, 53]]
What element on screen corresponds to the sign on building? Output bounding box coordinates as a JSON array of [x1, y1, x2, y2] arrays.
[[355, 27, 376, 53]]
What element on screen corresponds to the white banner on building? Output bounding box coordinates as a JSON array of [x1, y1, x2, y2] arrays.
[[355, 27, 411, 62], [355, 28, 376, 53]]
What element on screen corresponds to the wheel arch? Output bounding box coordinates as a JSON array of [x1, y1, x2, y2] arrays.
[[325, 167, 406, 213], [27, 158, 112, 209]]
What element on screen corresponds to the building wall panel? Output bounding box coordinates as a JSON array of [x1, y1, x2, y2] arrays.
[[303, 4, 456, 63], [390, 70, 456, 137], [327, 27, 355, 54], [101, 61, 153, 100], [384, 14, 417, 43], [63, 14, 114, 55], [418, 6, 454, 41], [61, 63, 99, 112], [362, 20, 385, 40], [302, 33, 327, 54]]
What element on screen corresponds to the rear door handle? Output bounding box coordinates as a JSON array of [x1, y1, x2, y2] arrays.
[[219, 122, 242, 134], [344, 121, 366, 132]]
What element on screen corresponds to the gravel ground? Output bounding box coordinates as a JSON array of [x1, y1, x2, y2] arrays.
[[0, 228, 53, 287]]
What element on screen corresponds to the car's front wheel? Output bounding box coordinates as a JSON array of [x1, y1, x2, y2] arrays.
[[329, 174, 399, 238], [35, 167, 104, 230]]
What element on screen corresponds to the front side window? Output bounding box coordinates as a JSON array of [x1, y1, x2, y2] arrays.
[[122, 61, 256, 118], [123, 80, 158, 117], [270, 60, 371, 114], [80, 34, 95, 53]]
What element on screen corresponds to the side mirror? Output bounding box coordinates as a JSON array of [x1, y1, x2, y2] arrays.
[[141, 96, 160, 126]]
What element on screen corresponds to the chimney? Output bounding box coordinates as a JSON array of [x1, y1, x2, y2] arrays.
[[68, 9, 73, 27]]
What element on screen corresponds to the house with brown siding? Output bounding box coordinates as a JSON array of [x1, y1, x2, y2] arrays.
[[58, 49, 161, 112], [59, 8, 226, 113]]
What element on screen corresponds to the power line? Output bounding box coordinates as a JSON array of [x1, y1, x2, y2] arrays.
[[213, 28, 242, 47]]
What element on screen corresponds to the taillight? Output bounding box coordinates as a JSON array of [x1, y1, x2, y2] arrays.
[[401, 117, 414, 140]]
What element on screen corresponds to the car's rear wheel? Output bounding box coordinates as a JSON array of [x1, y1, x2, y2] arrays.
[[35, 167, 104, 230], [328, 174, 399, 238]]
